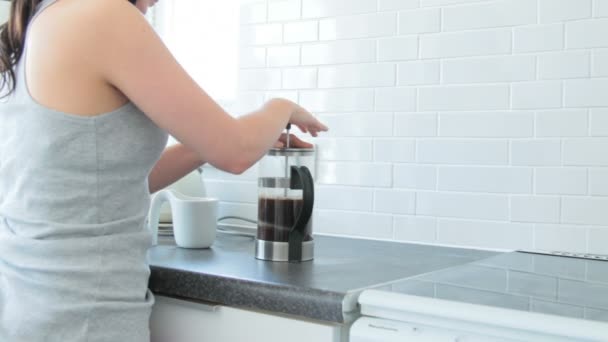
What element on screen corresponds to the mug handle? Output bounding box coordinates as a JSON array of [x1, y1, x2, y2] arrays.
[[288, 166, 314, 262], [148, 189, 175, 246]]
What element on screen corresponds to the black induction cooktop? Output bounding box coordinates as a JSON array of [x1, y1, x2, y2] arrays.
[[376, 251, 608, 323]]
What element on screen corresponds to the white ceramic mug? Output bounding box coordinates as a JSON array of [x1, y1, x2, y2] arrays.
[[148, 189, 218, 248]]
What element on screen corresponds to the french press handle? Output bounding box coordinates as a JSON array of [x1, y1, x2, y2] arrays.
[[288, 166, 314, 262]]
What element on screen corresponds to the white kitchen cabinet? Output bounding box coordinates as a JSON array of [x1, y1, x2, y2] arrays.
[[150, 295, 346, 342]]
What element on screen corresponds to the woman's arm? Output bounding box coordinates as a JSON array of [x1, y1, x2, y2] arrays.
[[91, 1, 326, 175], [148, 144, 204, 194], [149, 134, 315, 193]]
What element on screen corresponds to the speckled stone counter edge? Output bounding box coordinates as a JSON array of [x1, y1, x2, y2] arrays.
[[149, 266, 348, 323]]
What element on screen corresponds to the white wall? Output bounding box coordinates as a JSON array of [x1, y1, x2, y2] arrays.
[[204, 0, 608, 254], [0, 2, 9, 24]]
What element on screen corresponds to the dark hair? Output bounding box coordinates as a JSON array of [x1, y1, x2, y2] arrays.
[[0, 0, 138, 98]]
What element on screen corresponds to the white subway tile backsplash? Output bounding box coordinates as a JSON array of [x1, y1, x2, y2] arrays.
[[300, 89, 374, 112], [302, 0, 377, 19], [239, 69, 282, 90], [565, 79, 608, 108], [590, 108, 608, 136], [418, 139, 508, 165], [239, 47, 266, 68], [282, 68, 317, 89], [538, 51, 591, 80], [536, 110, 589, 137], [535, 225, 588, 253], [420, 29, 512, 59], [229, 0, 608, 253], [439, 167, 533, 194], [443, 55, 535, 84], [268, 0, 301, 22], [589, 168, 608, 195], [421, 0, 488, 6], [394, 164, 437, 190], [419, 85, 510, 111], [284, 21, 318, 43], [400, 8, 440, 34], [437, 219, 533, 250], [395, 113, 438, 137], [316, 113, 393, 137], [318, 64, 395, 88], [511, 81, 563, 110], [393, 216, 437, 243], [243, 24, 283, 45], [562, 196, 608, 225], [316, 186, 374, 211], [227, 92, 266, 115], [443, 0, 536, 31], [205, 181, 258, 203], [375, 88, 417, 111], [264, 90, 299, 103], [511, 140, 562, 166], [595, 0, 608, 17], [588, 228, 608, 254], [315, 209, 393, 239], [241, 2, 267, 24], [374, 139, 416, 162], [267, 46, 300, 67], [514, 24, 564, 53], [536, 168, 588, 195], [380, 0, 420, 11], [511, 196, 560, 223], [374, 189, 416, 214], [378, 37, 419, 62], [218, 202, 257, 222], [316, 138, 373, 161], [301, 40, 376, 65], [439, 112, 534, 137], [566, 19, 608, 49], [593, 50, 608, 77], [539, 0, 592, 24], [564, 138, 608, 166], [317, 162, 393, 187], [417, 192, 509, 220], [398, 61, 440, 85], [320, 13, 397, 40]]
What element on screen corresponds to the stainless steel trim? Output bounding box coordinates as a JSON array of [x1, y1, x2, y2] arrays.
[[255, 239, 314, 262], [519, 250, 608, 261], [267, 148, 315, 157]]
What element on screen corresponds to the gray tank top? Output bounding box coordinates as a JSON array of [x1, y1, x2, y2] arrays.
[[0, 0, 168, 340]]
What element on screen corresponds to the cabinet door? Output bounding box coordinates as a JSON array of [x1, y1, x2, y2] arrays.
[[150, 295, 343, 342]]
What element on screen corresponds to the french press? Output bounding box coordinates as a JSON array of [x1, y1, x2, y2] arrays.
[[255, 125, 315, 262]]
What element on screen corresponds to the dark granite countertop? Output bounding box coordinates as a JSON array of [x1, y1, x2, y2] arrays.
[[147, 231, 498, 323]]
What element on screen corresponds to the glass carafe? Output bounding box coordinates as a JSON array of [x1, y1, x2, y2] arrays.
[[256, 148, 315, 262]]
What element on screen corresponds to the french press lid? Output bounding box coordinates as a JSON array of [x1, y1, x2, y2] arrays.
[[267, 147, 315, 157]]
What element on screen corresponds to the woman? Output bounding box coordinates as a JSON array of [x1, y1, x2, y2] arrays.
[[0, 0, 327, 341]]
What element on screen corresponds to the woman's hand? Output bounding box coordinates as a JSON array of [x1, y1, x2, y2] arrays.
[[265, 99, 328, 137], [273, 134, 314, 148], [289, 103, 328, 137]]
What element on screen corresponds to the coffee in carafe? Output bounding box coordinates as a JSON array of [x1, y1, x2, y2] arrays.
[[257, 197, 312, 242], [255, 146, 315, 263]]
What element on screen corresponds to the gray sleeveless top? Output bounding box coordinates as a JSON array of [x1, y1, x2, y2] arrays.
[[0, 0, 168, 341]]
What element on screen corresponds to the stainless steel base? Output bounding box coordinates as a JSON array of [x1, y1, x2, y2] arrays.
[[255, 239, 314, 262]]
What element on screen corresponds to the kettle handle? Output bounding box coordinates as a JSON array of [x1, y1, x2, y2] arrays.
[[288, 166, 314, 262]]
